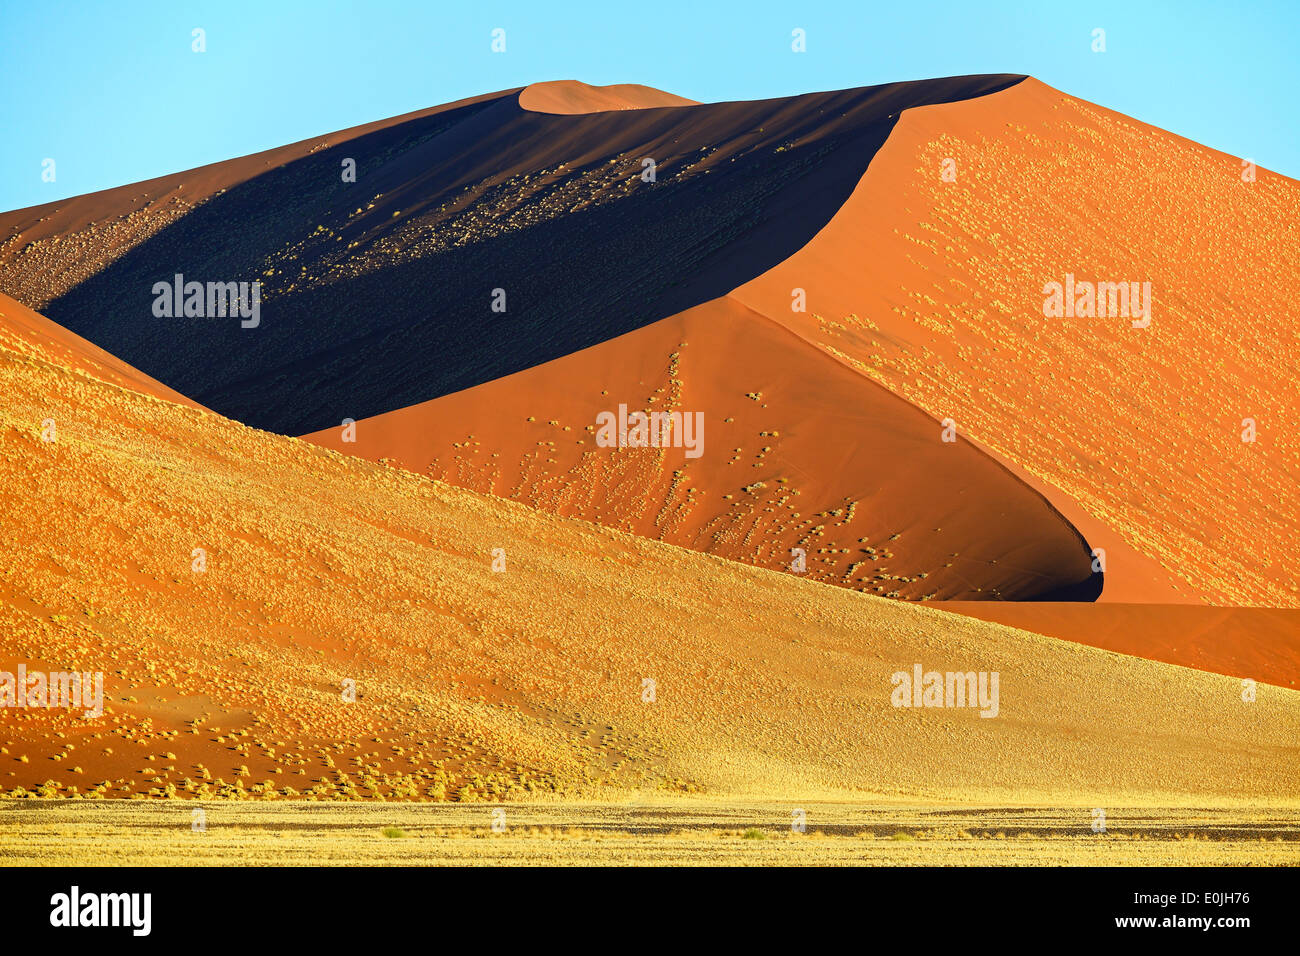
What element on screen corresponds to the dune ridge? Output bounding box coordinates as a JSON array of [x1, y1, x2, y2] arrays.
[[519, 80, 698, 113], [732, 77, 1300, 608]]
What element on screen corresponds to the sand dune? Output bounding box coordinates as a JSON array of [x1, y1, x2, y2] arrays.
[[8, 74, 1285, 610], [2, 74, 1114, 603], [2, 74, 1296, 824], [519, 80, 698, 113], [305, 296, 1099, 601], [732, 77, 1300, 607], [0, 75, 1021, 432], [1, 298, 1297, 806]]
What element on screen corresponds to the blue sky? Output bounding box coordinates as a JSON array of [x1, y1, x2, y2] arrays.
[[2, 0, 1296, 211]]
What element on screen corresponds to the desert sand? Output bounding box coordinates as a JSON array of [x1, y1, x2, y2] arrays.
[[1, 289, 1297, 809], [1, 74, 1296, 869], [733, 77, 1300, 609]]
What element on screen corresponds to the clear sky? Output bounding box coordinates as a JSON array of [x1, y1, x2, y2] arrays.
[[2, 0, 1296, 211]]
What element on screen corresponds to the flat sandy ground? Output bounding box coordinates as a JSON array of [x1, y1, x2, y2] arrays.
[[2, 800, 1297, 866]]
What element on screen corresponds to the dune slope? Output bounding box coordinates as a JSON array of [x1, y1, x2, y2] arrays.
[[732, 77, 1300, 607], [1, 293, 1297, 805], [0, 76, 1022, 433], [305, 296, 1100, 601]]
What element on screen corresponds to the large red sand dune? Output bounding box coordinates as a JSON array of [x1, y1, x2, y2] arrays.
[[732, 77, 1300, 608], [3, 75, 1295, 624], [307, 296, 1099, 601]]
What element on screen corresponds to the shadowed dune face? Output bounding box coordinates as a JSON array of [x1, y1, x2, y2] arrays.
[[0, 89, 518, 311], [1, 299, 1297, 805], [306, 296, 1100, 601], [0, 75, 1022, 434], [733, 78, 1300, 607], [519, 80, 699, 113]]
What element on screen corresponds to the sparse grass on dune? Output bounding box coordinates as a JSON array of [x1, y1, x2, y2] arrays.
[[2, 291, 1299, 811], [736, 78, 1300, 609]]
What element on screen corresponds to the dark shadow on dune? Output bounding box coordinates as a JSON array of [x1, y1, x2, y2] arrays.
[[41, 75, 1024, 435], [1029, 572, 1104, 602]]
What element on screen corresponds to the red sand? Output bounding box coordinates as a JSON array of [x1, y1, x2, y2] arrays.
[[519, 80, 698, 113], [306, 296, 1097, 601], [732, 77, 1300, 607]]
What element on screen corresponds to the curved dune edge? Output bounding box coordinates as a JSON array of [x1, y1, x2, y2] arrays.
[[1, 75, 1023, 433], [303, 295, 1099, 602], [0, 292, 203, 409], [2, 303, 1298, 806], [519, 80, 698, 113], [730, 76, 1300, 607]]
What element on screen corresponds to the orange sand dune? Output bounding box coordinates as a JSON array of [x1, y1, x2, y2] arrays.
[[944, 602, 1300, 690], [306, 295, 1098, 601], [2, 298, 1298, 805], [3, 74, 1293, 617], [732, 77, 1300, 607], [519, 80, 698, 113]]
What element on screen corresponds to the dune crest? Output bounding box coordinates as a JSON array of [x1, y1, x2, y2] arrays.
[[732, 77, 1300, 608], [0, 75, 1023, 432], [519, 80, 698, 113]]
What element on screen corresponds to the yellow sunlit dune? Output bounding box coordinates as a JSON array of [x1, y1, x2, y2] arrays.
[[1, 291, 1296, 809]]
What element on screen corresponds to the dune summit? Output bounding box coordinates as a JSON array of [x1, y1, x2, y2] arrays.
[[518, 80, 699, 113]]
